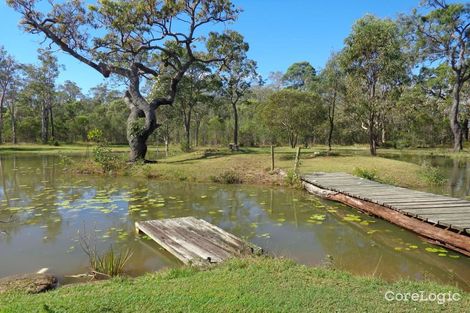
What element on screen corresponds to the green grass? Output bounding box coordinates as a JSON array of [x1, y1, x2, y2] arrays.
[[0, 257, 467, 313], [0, 143, 452, 189]]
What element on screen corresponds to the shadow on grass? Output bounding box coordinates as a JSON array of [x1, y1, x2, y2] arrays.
[[163, 149, 254, 164]]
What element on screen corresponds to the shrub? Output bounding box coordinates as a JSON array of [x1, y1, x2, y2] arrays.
[[210, 170, 242, 184], [180, 141, 192, 153], [284, 169, 302, 188], [87, 128, 104, 143], [93, 145, 120, 173], [353, 167, 378, 181], [419, 162, 447, 186], [87, 128, 121, 173]]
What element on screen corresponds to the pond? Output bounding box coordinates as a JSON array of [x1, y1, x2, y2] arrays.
[[381, 152, 470, 199], [0, 154, 469, 291]]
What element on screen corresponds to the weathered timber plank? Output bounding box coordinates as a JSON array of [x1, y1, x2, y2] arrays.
[[136, 221, 203, 265], [135, 217, 257, 266], [404, 207, 470, 214], [151, 219, 233, 262], [301, 172, 470, 244], [384, 199, 468, 205], [394, 203, 470, 209]]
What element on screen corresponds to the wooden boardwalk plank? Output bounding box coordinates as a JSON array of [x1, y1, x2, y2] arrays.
[[302, 173, 470, 234], [135, 217, 258, 266]]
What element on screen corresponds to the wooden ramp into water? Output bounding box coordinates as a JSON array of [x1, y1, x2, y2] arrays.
[[135, 217, 259, 266], [301, 172, 470, 256]]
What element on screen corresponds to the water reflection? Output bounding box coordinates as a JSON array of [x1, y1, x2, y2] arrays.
[[382, 153, 470, 198], [0, 154, 469, 290]]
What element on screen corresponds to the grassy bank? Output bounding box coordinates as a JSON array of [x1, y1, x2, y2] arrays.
[[144, 151, 428, 188], [1, 144, 439, 189], [0, 257, 467, 312]]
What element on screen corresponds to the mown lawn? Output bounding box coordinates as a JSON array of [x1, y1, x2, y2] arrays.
[[0, 257, 467, 313], [140, 148, 428, 189], [0, 143, 445, 189]]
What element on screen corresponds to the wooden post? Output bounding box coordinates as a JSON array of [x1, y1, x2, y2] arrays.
[[271, 145, 275, 171], [294, 147, 301, 172]]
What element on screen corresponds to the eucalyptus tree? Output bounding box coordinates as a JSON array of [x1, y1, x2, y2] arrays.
[[261, 89, 326, 148], [318, 53, 344, 151], [172, 62, 218, 150], [282, 61, 316, 90], [340, 15, 409, 155], [216, 31, 260, 149], [0, 47, 18, 144], [38, 49, 60, 143], [8, 0, 241, 161], [405, 0, 469, 151], [20, 49, 59, 144]]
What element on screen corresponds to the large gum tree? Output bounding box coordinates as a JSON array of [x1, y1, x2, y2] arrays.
[[406, 0, 469, 152], [8, 0, 240, 161]]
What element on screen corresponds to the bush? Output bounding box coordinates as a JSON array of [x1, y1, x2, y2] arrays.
[[87, 128, 121, 173], [284, 169, 302, 188], [180, 141, 192, 153], [353, 167, 378, 181], [210, 170, 242, 184], [93, 145, 120, 173], [419, 162, 447, 186], [87, 128, 104, 143]]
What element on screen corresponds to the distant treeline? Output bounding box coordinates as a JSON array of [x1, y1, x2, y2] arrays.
[[0, 1, 468, 156]]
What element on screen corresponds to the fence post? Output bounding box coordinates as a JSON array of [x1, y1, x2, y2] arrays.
[[294, 147, 301, 172], [271, 145, 275, 171]]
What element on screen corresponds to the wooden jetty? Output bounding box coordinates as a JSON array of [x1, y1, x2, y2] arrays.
[[301, 172, 470, 257], [135, 217, 260, 266]]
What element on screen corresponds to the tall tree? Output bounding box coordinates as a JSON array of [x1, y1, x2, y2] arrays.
[[282, 61, 316, 90], [173, 63, 217, 150], [261, 89, 326, 148], [340, 15, 408, 155], [318, 53, 344, 151], [406, 0, 470, 151], [8, 0, 240, 161], [0, 47, 18, 144], [38, 49, 59, 143], [217, 31, 260, 150]]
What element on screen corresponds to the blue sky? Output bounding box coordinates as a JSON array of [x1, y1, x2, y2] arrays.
[[0, 0, 419, 93]]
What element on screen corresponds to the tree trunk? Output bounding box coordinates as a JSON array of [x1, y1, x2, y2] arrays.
[[450, 82, 463, 152], [41, 102, 49, 144], [232, 102, 239, 148], [368, 118, 377, 156], [164, 137, 169, 157], [183, 108, 192, 149], [10, 102, 16, 144], [463, 119, 469, 142], [368, 84, 377, 156], [0, 90, 5, 144], [49, 106, 55, 142], [127, 105, 157, 162], [289, 133, 298, 148], [194, 117, 201, 147], [327, 117, 334, 152], [327, 84, 337, 151]]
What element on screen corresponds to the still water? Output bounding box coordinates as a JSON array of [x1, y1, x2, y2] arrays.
[[382, 153, 470, 199], [0, 154, 469, 290]]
